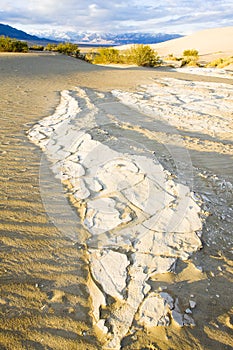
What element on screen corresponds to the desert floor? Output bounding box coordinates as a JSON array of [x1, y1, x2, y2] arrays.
[[0, 52, 232, 350]]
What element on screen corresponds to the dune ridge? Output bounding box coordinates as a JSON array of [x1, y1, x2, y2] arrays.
[[117, 26, 233, 59]]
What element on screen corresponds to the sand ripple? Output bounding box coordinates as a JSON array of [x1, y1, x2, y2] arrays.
[[1, 53, 232, 350]]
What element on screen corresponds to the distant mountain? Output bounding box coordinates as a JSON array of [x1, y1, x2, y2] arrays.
[[0, 23, 182, 46], [33, 30, 182, 46], [0, 23, 57, 44]]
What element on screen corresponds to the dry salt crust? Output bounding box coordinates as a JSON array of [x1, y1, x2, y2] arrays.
[[112, 78, 233, 139], [26, 77, 233, 349], [172, 67, 233, 79]]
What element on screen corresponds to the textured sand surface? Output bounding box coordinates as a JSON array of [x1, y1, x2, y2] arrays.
[[118, 26, 233, 61], [0, 52, 233, 350], [150, 26, 233, 57]]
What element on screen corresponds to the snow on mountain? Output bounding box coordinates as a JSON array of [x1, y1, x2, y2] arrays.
[[0, 23, 182, 46], [30, 30, 182, 45]]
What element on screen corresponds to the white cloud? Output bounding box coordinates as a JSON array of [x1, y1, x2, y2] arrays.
[[0, 0, 233, 34]]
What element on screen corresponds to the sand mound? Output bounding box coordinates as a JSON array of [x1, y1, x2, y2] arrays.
[[117, 26, 233, 58]]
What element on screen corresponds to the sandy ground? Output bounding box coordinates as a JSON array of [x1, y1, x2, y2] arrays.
[[117, 26, 233, 60], [0, 52, 233, 350]]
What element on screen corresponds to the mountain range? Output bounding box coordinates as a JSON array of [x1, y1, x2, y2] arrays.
[[0, 23, 57, 45], [29, 29, 182, 45], [0, 23, 182, 46]]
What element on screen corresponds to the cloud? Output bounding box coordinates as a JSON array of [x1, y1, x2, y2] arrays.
[[0, 0, 233, 34]]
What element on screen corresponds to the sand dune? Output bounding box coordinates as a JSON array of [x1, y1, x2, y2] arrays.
[[118, 26, 233, 59]]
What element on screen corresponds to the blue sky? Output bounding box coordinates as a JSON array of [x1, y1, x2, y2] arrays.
[[1, 0, 233, 35]]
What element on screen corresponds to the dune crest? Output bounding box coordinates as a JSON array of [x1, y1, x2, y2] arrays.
[[117, 26, 233, 59]]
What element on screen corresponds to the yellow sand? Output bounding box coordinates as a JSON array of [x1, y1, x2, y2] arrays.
[[0, 51, 232, 350]]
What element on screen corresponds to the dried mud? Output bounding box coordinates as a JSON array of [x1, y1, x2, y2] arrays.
[[0, 52, 232, 350]]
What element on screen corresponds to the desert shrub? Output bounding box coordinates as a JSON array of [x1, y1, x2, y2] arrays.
[[56, 42, 80, 56], [165, 53, 182, 61], [87, 44, 160, 67], [187, 60, 199, 67], [207, 58, 224, 67], [85, 50, 96, 63], [166, 53, 176, 60], [45, 43, 58, 51], [45, 42, 80, 57], [206, 56, 233, 68], [183, 49, 199, 57], [125, 44, 159, 67], [30, 45, 44, 51], [0, 36, 28, 52], [92, 47, 123, 64], [181, 49, 199, 67]]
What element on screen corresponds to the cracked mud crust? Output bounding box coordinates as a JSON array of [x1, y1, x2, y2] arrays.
[[0, 52, 232, 350]]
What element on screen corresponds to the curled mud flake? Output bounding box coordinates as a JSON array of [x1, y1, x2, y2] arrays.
[[89, 249, 130, 300], [88, 275, 106, 323], [138, 293, 171, 328], [84, 198, 125, 235], [85, 177, 103, 192], [73, 179, 91, 200], [62, 160, 86, 178], [172, 299, 184, 327]]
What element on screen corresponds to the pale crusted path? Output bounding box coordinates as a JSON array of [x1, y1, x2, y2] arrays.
[[28, 79, 233, 349], [28, 86, 204, 348], [0, 53, 233, 350]]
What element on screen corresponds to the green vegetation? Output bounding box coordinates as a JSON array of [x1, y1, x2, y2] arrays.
[[90, 47, 122, 64], [45, 42, 80, 57], [206, 56, 233, 68], [88, 44, 160, 67], [125, 45, 159, 67], [44, 43, 57, 51], [164, 51, 233, 69], [29, 44, 44, 51], [56, 42, 80, 56], [181, 49, 199, 67], [183, 49, 199, 57], [166, 53, 177, 60], [165, 53, 182, 61], [0, 36, 28, 52]]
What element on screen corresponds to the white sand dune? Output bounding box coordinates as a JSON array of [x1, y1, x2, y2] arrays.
[[117, 26, 233, 58]]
